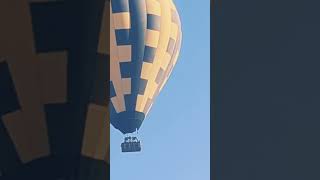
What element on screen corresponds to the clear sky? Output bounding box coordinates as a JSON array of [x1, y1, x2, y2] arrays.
[[110, 1, 210, 180]]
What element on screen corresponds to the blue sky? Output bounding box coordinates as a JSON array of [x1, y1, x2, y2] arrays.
[[110, 1, 210, 179]]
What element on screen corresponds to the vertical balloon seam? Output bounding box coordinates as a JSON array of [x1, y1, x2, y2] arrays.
[[135, 0, 162, 114], [110, 2, 126, 114], [113, 1, 131, 114], [151, 1, 182, 116], [110, 15, 123, 113], [160, 11, 183, 92], [152, 8, 182, 115], [110, 1, 145, 132], [140, 0, 172, 117], [81, 0, 109, 162], [138, 0, 165, 116], [133, 0, 153, 114], [110, 0, 148, 134], [145, 1, 179, 113], [126, 0, 147, 122], [0, 62, 22, 174]]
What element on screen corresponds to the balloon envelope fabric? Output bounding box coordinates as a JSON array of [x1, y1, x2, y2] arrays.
[[0, 0, 51, 176], [0, 0, 110, 179], [110, 0, 182, 134]]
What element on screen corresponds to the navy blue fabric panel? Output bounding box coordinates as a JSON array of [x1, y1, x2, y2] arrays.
[[110, 101, 145, 134], [115, 29, 131, 45], [111, 0, 129, 13], [127, 77, 147, 95], [90, 54, 109, 106], [0, 121, 23, 177], [0, 156, 64, 179], [124, 94, 137, 112], [120, 62, 132, 78], [30, 2, 70, 52], [0, 62, 21, 115], [143, 46, 156, 63], [110, 101, 119, 131], [77, 156, 109, 180], [110, 81, 116, 98], [138, 78, 148, 95], [147, 14, 161, 31], [0, 62, 22, 175], [125, 0, 146, 78]]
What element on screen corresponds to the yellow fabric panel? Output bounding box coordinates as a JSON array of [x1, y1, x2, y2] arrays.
[[145, 29, 160, 48], [0, 1, 35, 55], [138, 0, 172, 114], [0, 0, 50, 163], [110, 7, 126, 112], [159, 52, 177, 92], [135, 94, 144, 112], [3, 110, 50, 163], [158, 8, 182, 92], [110, 58, 126, 112], [146, 0, 161, 16], [172, 30, 182, 67], [81, 104, 108, 161], [117, 45, 131, 62], [111, 96, 122, 113], [170, 23, 179, 41], [159, 30, 182, 93], [148, 81, 159, 98], [160, 53, 171, 70], [110, 21, 119, 62], [143, 98, 153, 114], [169, 0, 177, 11], [169, 0, 181, 26], [113, 12, 131, 29], [159, 76, 168, 92], [121, 78, 131, 95], [141, 62, 153, 79], [136, 79, 158, 112]]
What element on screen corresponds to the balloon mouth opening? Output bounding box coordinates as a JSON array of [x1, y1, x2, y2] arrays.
[[110, 111, 145, 134]]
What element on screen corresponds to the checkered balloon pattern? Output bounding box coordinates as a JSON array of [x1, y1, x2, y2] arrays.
[[110, 0, 182, 134]]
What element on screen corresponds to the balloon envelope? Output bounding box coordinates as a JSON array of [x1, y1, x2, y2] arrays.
[[110, 0, 182, 134]]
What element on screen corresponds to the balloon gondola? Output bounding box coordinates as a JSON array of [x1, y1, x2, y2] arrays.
[[121, 136, 141, 153], [110, 0, 182, 152]]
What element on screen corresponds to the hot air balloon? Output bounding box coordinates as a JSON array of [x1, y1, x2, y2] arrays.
[[110, 0, 182, 152], [0, 0, 109, 179]]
